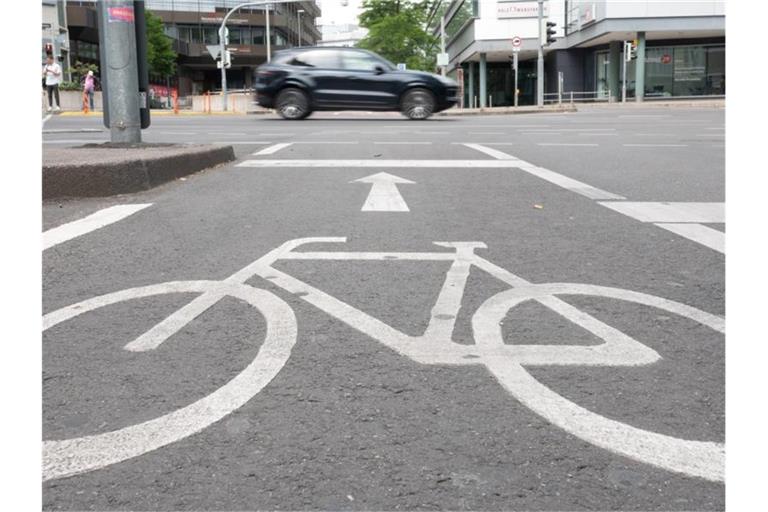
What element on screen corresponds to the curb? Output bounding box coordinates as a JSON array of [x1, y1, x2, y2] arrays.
[[43, 144, 236, 200], [437, 105, 578, 116]]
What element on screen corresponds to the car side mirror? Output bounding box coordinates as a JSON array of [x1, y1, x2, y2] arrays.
[[374, 65, 386, 75]]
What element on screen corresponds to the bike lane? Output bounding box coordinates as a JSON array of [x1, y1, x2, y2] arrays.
[[43, 131, 724, 510]]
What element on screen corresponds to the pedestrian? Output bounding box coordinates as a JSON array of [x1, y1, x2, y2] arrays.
[[42, 54, 62, 112], [82, 70, 98, 111]]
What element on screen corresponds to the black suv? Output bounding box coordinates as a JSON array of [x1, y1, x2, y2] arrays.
[[255, 47, 459, 120]]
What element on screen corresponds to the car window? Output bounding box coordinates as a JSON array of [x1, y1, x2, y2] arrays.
[[341, 51, 388, 72], [289, 50, 340, 69]]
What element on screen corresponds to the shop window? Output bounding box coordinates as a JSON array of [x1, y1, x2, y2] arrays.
[[672, 46, 707, 96], [252, 27, 265, 45], [706, 46, 725, 95], [645, 47, 675, 97]]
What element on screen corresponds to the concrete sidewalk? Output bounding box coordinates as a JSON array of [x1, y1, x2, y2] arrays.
[[43, 143, 235, 200]]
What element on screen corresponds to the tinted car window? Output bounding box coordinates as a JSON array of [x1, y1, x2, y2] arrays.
[[341, 51, 388, 71], [289, 50, 340, 69]]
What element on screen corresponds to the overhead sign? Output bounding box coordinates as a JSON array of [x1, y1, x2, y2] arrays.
[[497, 1, 549, 19]]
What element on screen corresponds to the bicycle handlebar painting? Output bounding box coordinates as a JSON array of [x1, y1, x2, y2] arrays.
[[43, 237, 724, 482]]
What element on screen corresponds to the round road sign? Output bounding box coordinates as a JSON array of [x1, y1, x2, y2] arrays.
[[512, 36, 522, 48]]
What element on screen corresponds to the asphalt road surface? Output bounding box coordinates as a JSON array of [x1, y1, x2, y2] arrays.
[[42, 106, 725, 511]]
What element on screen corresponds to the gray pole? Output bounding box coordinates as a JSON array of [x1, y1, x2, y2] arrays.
[[99, 1, 141, 143], [635, 31, 646, 103], [622, 41, 627, 103], [298, 10, 303, 46], [266, 5, 271, 62], [440, 15, 446, 77], [537, 0, 544, 107], [513, 51, 519, 107]]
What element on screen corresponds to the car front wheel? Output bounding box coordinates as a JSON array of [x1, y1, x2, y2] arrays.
[[275, 88, 310, 120], [401, 88, 435, 120]]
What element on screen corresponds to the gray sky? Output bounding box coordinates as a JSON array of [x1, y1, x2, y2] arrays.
[[316, 0, 364, 25]]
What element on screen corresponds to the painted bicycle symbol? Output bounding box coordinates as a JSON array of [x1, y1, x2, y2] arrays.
[[43, 237, 724, 482]]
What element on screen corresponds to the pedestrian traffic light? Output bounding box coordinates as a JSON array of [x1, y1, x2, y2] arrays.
[[629, 40, 638, 60], [546, 22, 557, 45], [44, 42, 53, 55]]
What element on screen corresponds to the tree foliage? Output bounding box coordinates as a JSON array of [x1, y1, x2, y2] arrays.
[[145, 11, 177, 78], [357, 0, 438, 72]]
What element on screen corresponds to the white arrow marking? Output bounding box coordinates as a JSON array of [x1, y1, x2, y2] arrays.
[[351, 172, 415, 212]]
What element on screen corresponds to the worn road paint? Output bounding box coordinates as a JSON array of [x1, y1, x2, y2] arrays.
[[43, 204, 152, 250], [462, 144, 625, 200], [537, 143, 599, 147], [351, 172, 415, 212], [252, 142, 293, 155], [623, 143, 688, 147]]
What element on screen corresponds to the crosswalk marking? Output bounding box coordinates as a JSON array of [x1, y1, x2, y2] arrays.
[[252, 142, 293, 155], [237, 159, 526, 168]]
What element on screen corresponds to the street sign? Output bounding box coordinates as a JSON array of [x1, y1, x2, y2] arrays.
[[206, 45, 221, 60], [397, 63, 406, 71], [437, 52, 449, 66], [512, 36, 522, 48]]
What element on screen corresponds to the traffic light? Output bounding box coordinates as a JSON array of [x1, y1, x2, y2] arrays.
[[629, 39, 638, 60], [546, 22, 557, 45], [44, 42, 53, 55]]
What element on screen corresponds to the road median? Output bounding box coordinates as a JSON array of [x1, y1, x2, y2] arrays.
[[43, 143, 235, 200]]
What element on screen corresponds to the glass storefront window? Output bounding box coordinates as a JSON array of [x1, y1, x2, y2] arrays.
[[445, 0, 477, 40], [673, 46, 707, 96], [706, 46, 725, 95], [596, 51, 610, 99], [252, 27, 265, 45], [645, 46, 675, 97]]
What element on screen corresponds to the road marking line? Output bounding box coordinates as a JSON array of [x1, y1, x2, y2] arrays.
[[351, 172, 414, 212], [694, 134, 725, 137], [537, 143, 599, 147], [655, 223, 724, 253], [43, 140, 106, 144], [43, 204, 152, 250], [42, 113, 52, 125], [623, 143, 688, 147], [237, 159, 526, 168], [461, 144, 625, 200], [597, 202, 724, 223], [252, 142, 293, 155], [293, 141, 357, 144], [159, 131, 197, 135], [463, 143, 517, 160], [211, 141, 274, 144], [374, 141, 432, 144], [470, 132, 505, 135]]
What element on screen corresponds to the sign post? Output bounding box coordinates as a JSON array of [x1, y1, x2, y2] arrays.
[[511, 36, 521, 107], [622, 40, 630, 103]]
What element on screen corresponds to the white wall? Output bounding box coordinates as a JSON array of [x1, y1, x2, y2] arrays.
[[606, 1, 725, 18], [473, 0, 566, 41]]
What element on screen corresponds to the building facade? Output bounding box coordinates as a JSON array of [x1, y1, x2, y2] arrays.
[[429, 0, 725, 107], [61, 0, 320, 95], [42, 0, 72, 81], [317, 23, 367, 47]]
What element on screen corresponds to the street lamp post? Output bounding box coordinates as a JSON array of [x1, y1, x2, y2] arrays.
[[219, 0, 304, 111], [297, 9, 305, 46], [265, 4, 271, 62]]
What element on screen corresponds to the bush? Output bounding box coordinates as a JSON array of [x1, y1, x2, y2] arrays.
[[58, 81, 81, 91]]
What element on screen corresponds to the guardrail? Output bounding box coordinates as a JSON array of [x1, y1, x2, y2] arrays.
[[543, 91, 726, 105]]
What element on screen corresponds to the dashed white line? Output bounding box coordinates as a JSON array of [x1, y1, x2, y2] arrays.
[[252, 142, 293, 155], [374, 141, 432, 145], [623, 143, 688, 147], [43, 204, 152, 250], [537, 143, 599, 147]]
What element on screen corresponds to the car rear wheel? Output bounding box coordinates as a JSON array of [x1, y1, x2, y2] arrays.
[[276, 88, 310, 120], [401, 88, 435, 120]]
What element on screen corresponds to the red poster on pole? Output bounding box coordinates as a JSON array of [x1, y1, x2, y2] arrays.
[[108, 6, 135, 23]]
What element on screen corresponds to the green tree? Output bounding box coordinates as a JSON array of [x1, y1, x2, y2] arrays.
[[357, 0, 438, 72], [145, 11, 177, 78]]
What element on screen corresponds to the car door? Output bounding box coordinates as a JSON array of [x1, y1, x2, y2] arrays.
[[336, 50, 400, 109], [287, 49, 344, 107]]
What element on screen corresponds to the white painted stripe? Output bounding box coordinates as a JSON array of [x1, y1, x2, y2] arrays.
[[598, 202, 724, 223], [694, 134, 725, 137], [252, 142, 293, 155], [655, 223, 724, 253], [462, 143, 517, 160], [211, 141, 274, 144], [43, 204, 152, 250], [237, 159, 525, 168], [461, 144, 625, 200], [293, 141, 357, 144], [159, 131, 197, 135], [537, 143, 599, 147], [470, 132, 505, 135], [374, 141, 432, 145], [42, 113, 52, 125], [623, 144, 688, 147]]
